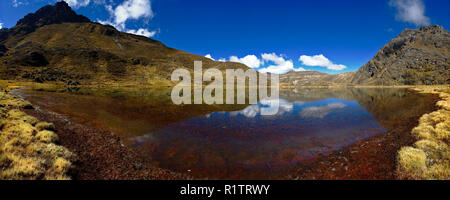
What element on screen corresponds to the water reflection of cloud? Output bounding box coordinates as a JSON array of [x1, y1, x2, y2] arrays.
[[229, 98, 297, 118], [231, 104, 260, 118], [299, 102, 346, 118]]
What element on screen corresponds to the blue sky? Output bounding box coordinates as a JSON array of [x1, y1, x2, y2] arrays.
[[0, 0, 449, 74]]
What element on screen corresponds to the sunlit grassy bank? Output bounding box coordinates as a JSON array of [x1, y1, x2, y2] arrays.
[[0, 89, 75, 180], [397, 85, 450, 180]]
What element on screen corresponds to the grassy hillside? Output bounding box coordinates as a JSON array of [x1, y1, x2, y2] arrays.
[[280, 71, 355, 87], [0, 2, 248, 87]]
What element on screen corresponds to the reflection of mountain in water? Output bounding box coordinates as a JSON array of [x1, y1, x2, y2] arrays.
[[280, 88, 435, 131], [127, 88, 436, 179], [131, 96, 385, 179], [222, 88, 433, 132]]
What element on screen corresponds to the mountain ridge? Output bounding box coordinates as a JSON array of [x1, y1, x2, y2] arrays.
[[350, 25, 449, 85], [281, 25, 449, 86], [0, 2, 449, 86], [0, 1, 90, 42], [0, 2, 249, 86]]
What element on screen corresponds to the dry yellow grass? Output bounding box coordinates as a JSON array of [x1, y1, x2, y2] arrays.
[[397, 85, 450, 180], [36, 130, 59, 143], [0, 89, 75, 180], [35, 122, 55, 131], [398, 147, 427, 179]]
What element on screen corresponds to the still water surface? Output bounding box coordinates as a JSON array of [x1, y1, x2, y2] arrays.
[[13, 88, 435, 179]]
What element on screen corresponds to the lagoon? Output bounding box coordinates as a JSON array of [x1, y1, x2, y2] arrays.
[[12, 88, 436, 179]]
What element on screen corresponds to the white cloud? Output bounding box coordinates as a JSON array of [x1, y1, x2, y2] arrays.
[[97, 0, 157, 38], [229, 55, 262, 68], [114, 0, 153, 29], [63, 0, 91, 8], [204, 54, 227, 62], [104, 4, 114, 15], [0, 23, 3, 29], [299, 54, 346, 71], [97, 19, 114, 26], [389, 0, 430, 26], [12, 0, 27, 7], [205, 54, 214, 60], [205, 53, 304, 74], [259, 53, 305, 74], [127, 28, 157, 37]]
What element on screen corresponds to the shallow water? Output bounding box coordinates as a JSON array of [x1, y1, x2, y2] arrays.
[[13, 88, 436, 179]]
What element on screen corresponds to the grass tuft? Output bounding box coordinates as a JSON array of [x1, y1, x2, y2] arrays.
[[0, 90, 75, 180], [35, 122, 55, 131], [36, 130, 59, 143], [397, 147, 427, 179], [397, 86, 450, 180], [414, 140, 450, 165]]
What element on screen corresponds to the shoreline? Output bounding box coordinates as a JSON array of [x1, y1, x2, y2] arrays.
[[292, 85, 449, 180], [396, 86, 450, 180], [293, 91, 440, 180], [20, 100, 189, 180], [2, 84, 447, 180]]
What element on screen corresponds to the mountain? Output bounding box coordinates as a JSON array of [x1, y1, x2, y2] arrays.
[[0, 2, 448, 87], [0, 1, 89, 44], [280, 71, 355, 86], [281, 25, 450, 86], [351, 25, 450, 85], [0, 1, 248, 86]]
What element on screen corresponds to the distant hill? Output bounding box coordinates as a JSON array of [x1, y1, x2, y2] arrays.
[[0, 1, 248, 86], [280, 71, 355, 86]]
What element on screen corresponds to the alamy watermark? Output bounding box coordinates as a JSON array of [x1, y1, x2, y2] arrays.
[[171, 61, 280, 115]]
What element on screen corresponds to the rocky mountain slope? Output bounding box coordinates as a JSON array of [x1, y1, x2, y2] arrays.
[[351, 25, 449, 85], [281, 25, 449, 86], [0, 1, 248, 86]]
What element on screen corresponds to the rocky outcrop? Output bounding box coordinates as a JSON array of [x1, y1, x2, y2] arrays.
[[17, 1, 90, 26], [351, 25, 450, 85], [3, 1, 90, 39]]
